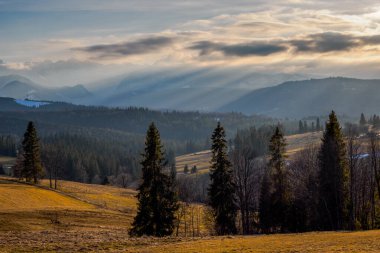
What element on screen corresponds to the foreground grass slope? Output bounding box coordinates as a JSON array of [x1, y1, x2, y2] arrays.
[[0, 179, 94, 211], [0, 178, 134, 232], [1, 229, 380, 252], [39, 179, 137, 212], [1, 177, 380, 252]]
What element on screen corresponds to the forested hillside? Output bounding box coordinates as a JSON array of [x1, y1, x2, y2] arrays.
[[0, 97, 278, 184]]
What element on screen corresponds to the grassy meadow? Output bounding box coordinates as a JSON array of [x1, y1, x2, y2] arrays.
[[1, 176, 380, 252]]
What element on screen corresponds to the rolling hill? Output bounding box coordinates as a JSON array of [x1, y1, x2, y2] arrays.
[[220, 77, 380, 118]]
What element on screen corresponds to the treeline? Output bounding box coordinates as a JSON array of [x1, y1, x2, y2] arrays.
[[41, 133, 142, 184], [0, 105, 276, 141], [1, 126, 210, 184], [298, 117, 323, 134], [0, 135, 17, 157]]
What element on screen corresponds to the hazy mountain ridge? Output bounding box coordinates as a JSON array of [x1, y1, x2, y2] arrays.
[[2, 74, 380, 118], [219, 77, 380, 118], [88, 68, 306, 110], [0, 74, 92, 103]]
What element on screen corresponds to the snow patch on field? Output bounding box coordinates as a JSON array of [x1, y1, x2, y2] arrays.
[[14, 99, 50, 108]]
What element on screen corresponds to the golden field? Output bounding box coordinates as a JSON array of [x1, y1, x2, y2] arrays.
[[176, 150, 212, 174], [1, 176, 380, 252], [175, 132, 323, 174]]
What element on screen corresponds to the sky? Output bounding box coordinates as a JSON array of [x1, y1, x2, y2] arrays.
[[1, 0, 380, 87]]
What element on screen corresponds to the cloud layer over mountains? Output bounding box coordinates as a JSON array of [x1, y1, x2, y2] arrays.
[[2, 0, 380, 87]]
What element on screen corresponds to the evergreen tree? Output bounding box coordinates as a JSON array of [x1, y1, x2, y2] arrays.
[[374, 115, 380, 128], [359, 113, 367, 126], [191, 165, 198, 174], [21, 121, 43, 183], [298, 120, 304, 133], [268, 126, 289, 232], [129, 123, 178, 237], [303, 121, 308, 133], [318, 111, 349, 230], [208, 122, 237, 235], [316, 117, 321, 131], [184, 164, 189, 174]]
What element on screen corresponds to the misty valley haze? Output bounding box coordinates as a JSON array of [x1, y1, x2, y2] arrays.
[[2, 73, 380, 118]]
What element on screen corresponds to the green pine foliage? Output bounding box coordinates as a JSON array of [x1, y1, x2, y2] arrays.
[[267, 126, 290, 232], [359, 113, 367, 126], [318, 111, 349, 230], [208, 122, 237, 235], [129, 122, 178, 237], [20, 121, 44, 183], [316, 117, 321, 131], [184, 164, 189, 174]]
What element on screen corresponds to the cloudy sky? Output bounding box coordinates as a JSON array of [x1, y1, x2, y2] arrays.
[[1, 0, 380, 86]]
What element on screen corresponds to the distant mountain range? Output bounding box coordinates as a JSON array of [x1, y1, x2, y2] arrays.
[[0, 75, 92, 103], [88, 68, 304, 111], [219, 77, 380, 118], [1, 74, 380, 118]]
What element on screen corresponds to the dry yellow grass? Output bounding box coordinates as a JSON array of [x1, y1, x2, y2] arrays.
[[1, 177, 380, 252], [132, 230, 380, 253], [175, 132, 323, 174], [176, 150, 212, 174], [0, 179, 94, 211], [1, 229, 379, 252], [0, 178, 133, 233], [39, 179, 137, 212], [285, 131, 322, 157]]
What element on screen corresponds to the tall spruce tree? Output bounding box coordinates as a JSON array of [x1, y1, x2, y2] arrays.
[[318, 111, 349, 230], [21, 121, 43, 183], [129, 122, 178, 237], [316, 117, 321, 131], [299, 120, 304, 133], [359, 113, 367, 126], [267, 126, 289, 232], [208, 122, 237, 235]]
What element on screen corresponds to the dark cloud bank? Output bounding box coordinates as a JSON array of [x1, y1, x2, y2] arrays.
[[76, 32, 380, 59], [190, 32, 380, 57], [77, 36, 175, 58]]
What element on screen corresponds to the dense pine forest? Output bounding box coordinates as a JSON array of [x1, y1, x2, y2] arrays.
[[0, 97, 279, 183]]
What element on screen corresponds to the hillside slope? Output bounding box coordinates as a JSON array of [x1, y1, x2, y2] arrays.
[[0, 179, 94, 211], [220, 77, 380, 117], [0, 178, 134, 232], [1, 178, 380, 252]]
